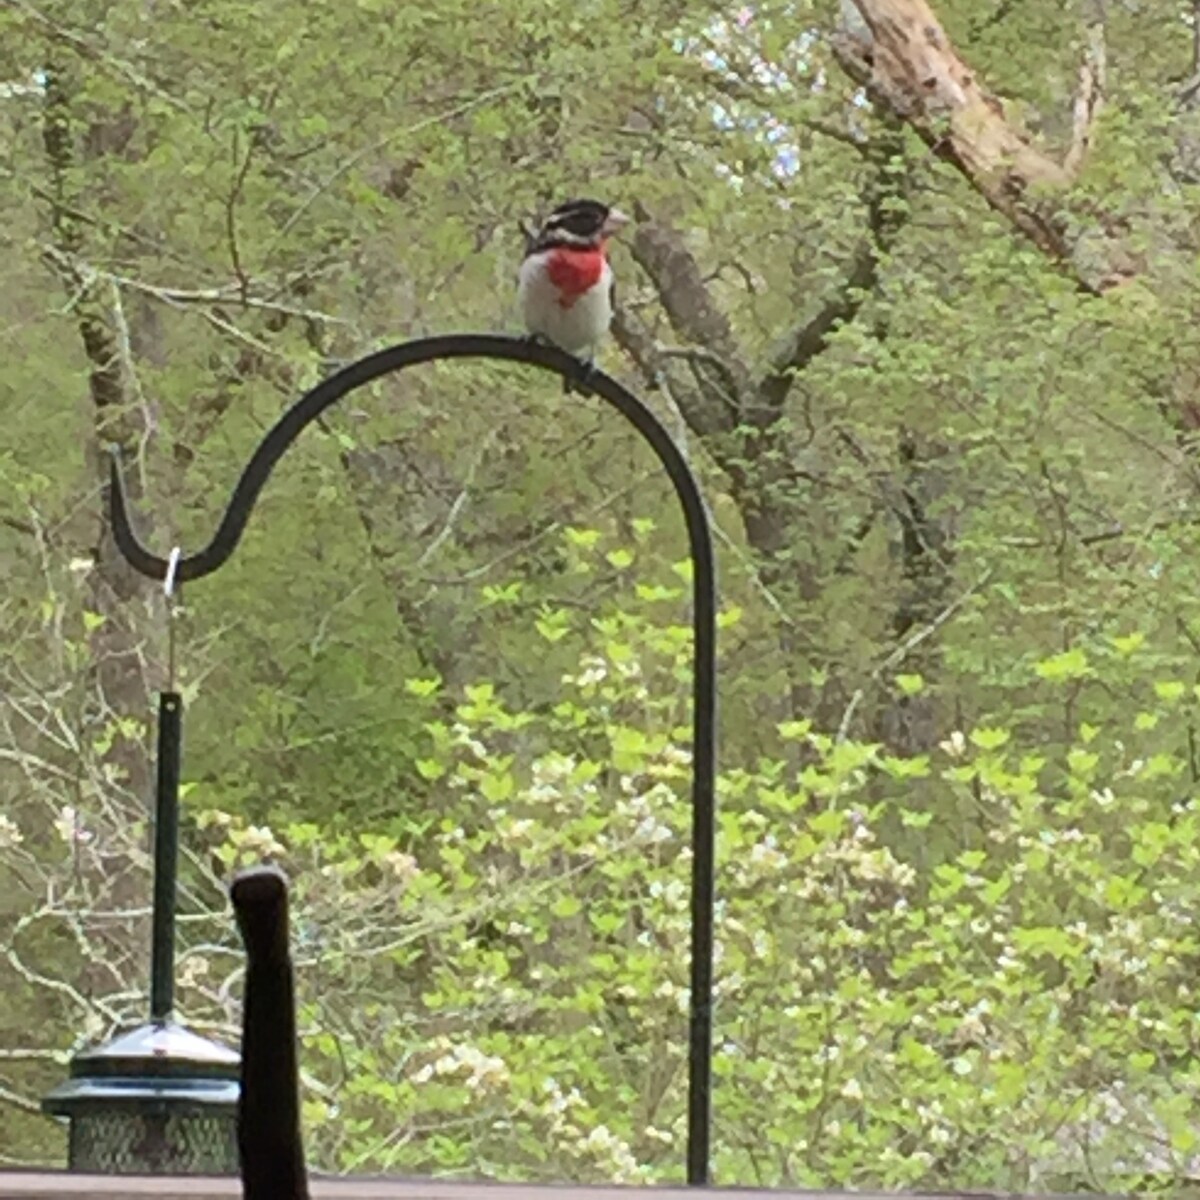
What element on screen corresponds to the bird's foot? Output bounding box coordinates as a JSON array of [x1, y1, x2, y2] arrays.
[[521, 334, 596, 395], [563, 356, 598, 397]]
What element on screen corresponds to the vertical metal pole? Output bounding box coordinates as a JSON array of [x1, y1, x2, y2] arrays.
[[150, 690, 182, 1023], [687, 528, 717, 1186]]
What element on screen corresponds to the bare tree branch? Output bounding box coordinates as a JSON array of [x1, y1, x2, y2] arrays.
[[1064, 14, 1107, 178], [0, 1082, 41, 1115], [1, 514, 38, 538], [756, 240, 878, 414], [225, 126, 257, 299], [38, 245, 352, 326], [13, 0, 191, 113], [610, 306, 738, 442], [626, 204, 754, 401], [835, 0, 1128, 292], [836, 568, 993, 743], [696, 64, 874, 155], [756, 123, 909, 413]]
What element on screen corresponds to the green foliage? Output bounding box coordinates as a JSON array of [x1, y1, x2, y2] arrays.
[[173, 587, 1200, 1190], [5, 0, 1200, 1189]]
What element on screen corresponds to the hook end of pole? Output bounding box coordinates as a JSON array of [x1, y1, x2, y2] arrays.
[[106, 445, 173, 581]]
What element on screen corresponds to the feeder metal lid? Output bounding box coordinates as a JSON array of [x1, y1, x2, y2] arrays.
[[68, 1021, 239, 1080]]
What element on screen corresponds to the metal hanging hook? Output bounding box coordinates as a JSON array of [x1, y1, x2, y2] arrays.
[[105, 333, 719, 1185]]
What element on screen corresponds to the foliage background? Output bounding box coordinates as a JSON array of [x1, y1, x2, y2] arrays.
[[3, 0, 1200, 1190]]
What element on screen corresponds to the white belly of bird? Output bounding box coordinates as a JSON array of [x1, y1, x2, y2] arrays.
[[518, 253, 613, 355]]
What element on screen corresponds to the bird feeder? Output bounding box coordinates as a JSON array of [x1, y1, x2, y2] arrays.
[[41, 1020, 239, 1173], [42, 655, 240, 1172]]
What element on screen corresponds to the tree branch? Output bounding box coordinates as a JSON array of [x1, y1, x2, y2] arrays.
[[38, 244, 351, 326], [1064, 14, 1106, 178], [610, 292, 741, 444], [226, 126, 257, 299], [762, 241, 875, 382], [1, 514, 38, 538], [39, 62, 137, 447], [756, 124, 909, 413], [13, 0, 191, 114], [834, 0, 1124, 292], [627, 203, 754, 401], [836, 567, 992, 743], [696, 64, 874, 155]]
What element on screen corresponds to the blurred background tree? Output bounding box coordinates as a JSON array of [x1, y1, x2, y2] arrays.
[[4, 0, 1200, 1189]]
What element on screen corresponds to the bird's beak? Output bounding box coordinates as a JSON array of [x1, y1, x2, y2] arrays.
[[602, 208, 631, 236]]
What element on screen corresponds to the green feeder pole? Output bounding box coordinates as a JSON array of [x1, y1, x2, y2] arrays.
[[42, 560, 240, 1175]]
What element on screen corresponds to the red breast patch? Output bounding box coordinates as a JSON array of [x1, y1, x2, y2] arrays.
[[546, 244, 607, 309]]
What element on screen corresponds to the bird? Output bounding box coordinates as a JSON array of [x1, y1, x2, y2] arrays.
[[518, 198, 629, 393]]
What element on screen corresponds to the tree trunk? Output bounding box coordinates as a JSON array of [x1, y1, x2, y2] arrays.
[[40, 51, 158, 1013]]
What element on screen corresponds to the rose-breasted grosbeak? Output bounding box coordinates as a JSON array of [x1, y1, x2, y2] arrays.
[[518, 198, 629, 392]]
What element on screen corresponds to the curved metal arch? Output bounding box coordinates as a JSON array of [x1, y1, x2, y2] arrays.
[[110, 333, 716, 1185]]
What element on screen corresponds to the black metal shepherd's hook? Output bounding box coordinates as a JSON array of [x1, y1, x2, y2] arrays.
[[112, 334, 717, 1186]]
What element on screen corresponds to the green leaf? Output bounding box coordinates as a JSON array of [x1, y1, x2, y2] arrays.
[[565, 526, 601, 548], [636, 583, 682, 602], [610, 727, 647, 772], [479, 772, 513, 802], [1067, 748, 1099, 776], [405, 676, 442, 697], [1109, 631, 1145, 656], [969, 726, 1010, 751], [1034, 647, 1090, 681], [536, 612, 570, 642], [416, 759, 445, 780], [777, 720, 812, 740], [1154, 680, 1186, 702], [717, 604, 744, 629]]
